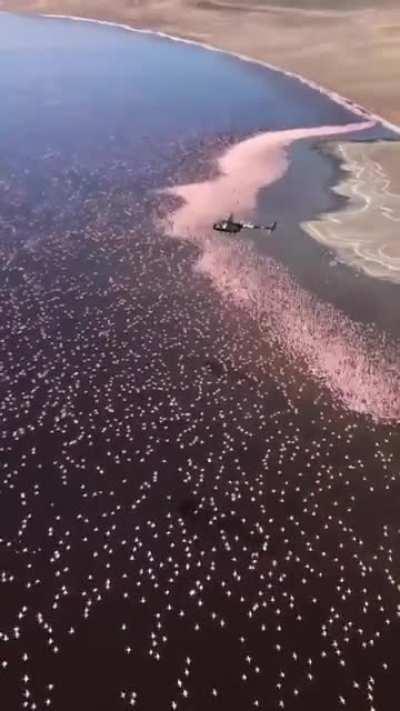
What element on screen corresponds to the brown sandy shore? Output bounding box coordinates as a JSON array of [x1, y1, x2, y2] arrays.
[[2, 0, 400, 126]]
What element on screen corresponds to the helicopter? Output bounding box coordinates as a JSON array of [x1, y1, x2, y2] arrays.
[[213, 213, 277, 235]]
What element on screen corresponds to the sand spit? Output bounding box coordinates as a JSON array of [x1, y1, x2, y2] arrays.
[[164, 120, 400, 422], [304, 140, 400, 284]]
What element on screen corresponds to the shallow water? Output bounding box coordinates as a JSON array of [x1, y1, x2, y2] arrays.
[[303, 140, 400, 284], [1, 12, 400, 711]]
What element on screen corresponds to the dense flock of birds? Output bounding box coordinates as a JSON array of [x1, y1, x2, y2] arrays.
[[192, 236, 400, 422], [1, 142, 400, 711]]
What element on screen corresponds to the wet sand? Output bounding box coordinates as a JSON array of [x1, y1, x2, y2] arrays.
[[304, 140, 400, 283], [166, 121, 375, 240], [2, 0, 400, 127]]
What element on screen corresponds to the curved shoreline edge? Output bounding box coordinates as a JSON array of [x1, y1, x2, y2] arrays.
[[37, 12, 400, 137]]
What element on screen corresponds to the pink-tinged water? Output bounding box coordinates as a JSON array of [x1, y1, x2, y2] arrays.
[[164, 120, 400, 422]]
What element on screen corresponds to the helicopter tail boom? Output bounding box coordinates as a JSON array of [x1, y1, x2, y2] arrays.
[[242, 220, 277, 232]]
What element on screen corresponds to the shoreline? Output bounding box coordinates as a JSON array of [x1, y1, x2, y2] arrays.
[[2, 1, 400, 127], [25, 12, 400, 137]]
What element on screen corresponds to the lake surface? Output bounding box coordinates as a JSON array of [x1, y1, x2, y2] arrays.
[[1, 12, 400, 711], [0, 14, 363, 155]]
